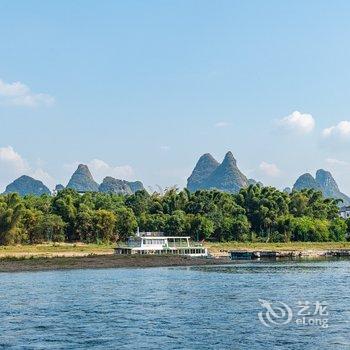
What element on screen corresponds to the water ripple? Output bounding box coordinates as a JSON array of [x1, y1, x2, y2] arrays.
[[0, 260, 349, 349]]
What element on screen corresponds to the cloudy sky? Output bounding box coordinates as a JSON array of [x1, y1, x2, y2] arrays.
[[1, 1, 350, 193]]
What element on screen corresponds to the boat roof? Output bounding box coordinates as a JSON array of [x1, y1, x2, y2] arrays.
[[141, 236, 191, 239]]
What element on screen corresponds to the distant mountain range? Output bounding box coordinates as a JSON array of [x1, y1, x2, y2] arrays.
[[187, 152, 350, 205], [4, 175, 51, 196], [187, 151, 253, 193], [3, 154, 350, 206], [66, 164, 99, 192], [292, 169, 350, 205], [99, 177, 144, 195], [3, 164, 144, 196]]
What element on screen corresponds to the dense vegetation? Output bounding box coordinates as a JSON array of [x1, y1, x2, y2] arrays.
[[0, 185, 349, 245]]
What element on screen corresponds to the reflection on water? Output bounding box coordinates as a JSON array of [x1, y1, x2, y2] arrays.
[[0, 260, 349, 349]]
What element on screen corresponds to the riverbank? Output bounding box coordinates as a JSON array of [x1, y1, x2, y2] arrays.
[[2, 242, 350, 259], [0, 255, 231, 273], [0, 243, 114, 259], [206, 241, 350, 256], [1, 242, 350, 272]]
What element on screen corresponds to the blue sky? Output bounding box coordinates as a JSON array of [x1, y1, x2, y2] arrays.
[[1, 0, 350, 193]]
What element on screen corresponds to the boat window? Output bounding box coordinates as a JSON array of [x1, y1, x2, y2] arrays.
[[143, 239, 166, 245]]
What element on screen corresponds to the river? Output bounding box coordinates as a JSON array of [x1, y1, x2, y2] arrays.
[[0, 259, 349, 349]]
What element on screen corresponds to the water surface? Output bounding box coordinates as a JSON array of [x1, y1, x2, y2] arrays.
[[0, 259, 349, 349]]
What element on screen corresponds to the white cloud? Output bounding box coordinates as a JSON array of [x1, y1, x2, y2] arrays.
[[325, 158, 349, 166], [31, 168, 56, 189], [259, 161, 281, 177], [276, 111, 315, 134], [160, 145, 170, 151], [214, 121, 230, 128], [0, 146, 55, 191], [0, 78, 55, 107], [0, 80, 29, 96], [89, 159, 134, 181], [322, 121, 350, 140], [0, 146, 28, 172], [65, 159, 135, 183]]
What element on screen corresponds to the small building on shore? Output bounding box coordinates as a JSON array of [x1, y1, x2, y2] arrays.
[[339, 206, 350, 219], [115, 231, 208, 257]]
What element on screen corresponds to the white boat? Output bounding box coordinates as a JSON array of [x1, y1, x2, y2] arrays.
[[115, 231, 208, 257]]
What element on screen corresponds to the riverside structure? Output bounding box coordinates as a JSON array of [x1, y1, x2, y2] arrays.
[[115, 231, 208, 257]]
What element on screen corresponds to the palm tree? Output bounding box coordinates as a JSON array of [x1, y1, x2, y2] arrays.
[[0, 193, 24, 245]]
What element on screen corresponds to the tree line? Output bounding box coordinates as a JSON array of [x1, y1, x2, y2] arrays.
[[0, 185, 349, 245]]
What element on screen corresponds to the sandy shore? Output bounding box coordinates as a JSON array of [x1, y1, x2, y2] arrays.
[[0, 255, 232, 273]]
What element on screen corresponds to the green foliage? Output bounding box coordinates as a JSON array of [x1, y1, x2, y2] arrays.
[[75, 206, 94, 243], [52, 189, 78, 240], [291, 216, 330, 242], [92, 210, 117, 243], [164, 210, 188, 236], [22, 208, 44, 243], [0, 185, 346, 245], [115, 207, 137, 241], [0, 193, 24, 245], [139, 213, 167, 232], [189, 215, 214, 241], [329, 218, 347, 242], [33, 214, 66, 242], [346, 218, 350, 241]]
